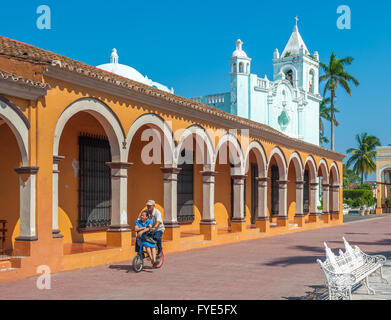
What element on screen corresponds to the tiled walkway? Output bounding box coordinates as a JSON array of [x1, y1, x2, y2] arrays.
[[0, 216, 390, 300]]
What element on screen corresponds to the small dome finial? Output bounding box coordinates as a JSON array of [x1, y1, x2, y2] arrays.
[[235, 39, 243, 51], [110, 48, 119, 64]]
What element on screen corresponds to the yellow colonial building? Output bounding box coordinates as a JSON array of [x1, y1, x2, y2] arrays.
[[376, 146, 391, 213], [0, 35, 344, 282]]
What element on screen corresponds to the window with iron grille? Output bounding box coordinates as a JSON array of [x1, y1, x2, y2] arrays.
[[271, 165, 279, 215], [304, 170, 310, 213], [177, 150, 194, 223], [78, 134, 112, 229]]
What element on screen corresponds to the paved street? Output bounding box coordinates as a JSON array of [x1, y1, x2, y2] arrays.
[[1, 216, 391, 300]]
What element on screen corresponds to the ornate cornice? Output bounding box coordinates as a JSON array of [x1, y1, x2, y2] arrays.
[[0, 70, 50, 100]]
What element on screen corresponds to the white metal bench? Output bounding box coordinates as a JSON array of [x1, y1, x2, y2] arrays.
[[317, 237, 388, 300]]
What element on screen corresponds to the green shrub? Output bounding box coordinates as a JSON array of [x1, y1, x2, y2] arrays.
[[353, 183, 372, 190], [343, 189, 375, 208], [343, 199, 354, 207], [343, 189, 372, 200]]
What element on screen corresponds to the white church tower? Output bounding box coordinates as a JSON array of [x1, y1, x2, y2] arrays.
[[230, 39, 252, 118], [273, 17, 320, 94], [192, 18, 322, 146]]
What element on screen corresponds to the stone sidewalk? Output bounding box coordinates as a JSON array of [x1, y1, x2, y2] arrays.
[[0, 216, 391, 300], [351, 260, 391, 300]]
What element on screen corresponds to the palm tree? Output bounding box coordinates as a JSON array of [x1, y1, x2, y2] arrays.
[[319, 97, 340, 146], [346, 133, 381, 184], [319, 52, 359, 150]]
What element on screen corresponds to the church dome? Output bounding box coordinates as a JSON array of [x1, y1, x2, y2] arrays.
[[97, 48, 150, 85], [232, 39, 248, 58]]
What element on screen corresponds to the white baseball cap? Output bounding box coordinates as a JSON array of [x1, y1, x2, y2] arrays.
[[146, 200, 155, 206]]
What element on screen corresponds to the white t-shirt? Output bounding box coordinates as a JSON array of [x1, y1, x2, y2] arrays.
[[151, 208, 165, 232]]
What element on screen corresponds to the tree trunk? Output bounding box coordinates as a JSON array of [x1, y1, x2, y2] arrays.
[[330, 91, 335, 151]]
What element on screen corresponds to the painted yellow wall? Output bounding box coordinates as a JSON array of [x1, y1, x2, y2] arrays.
[[0, 123, 21, 251], [58, 112, 107, 244]]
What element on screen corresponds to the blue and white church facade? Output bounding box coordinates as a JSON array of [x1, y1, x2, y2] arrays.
[[192, 21, 322, 146]]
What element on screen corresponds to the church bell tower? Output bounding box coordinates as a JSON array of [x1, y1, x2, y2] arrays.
[[230, 39, 252, 118], [273, 18, 319, 94]]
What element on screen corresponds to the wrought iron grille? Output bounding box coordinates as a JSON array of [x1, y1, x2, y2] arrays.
[[78, 134, 112, 229], [251, 163, 259, 225], [271, 165, 279, 215], [177, 151, 194, 223], [303, 169, 310, 213]]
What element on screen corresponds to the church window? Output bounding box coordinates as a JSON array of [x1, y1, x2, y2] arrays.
[[303, 170, 309, 213], [285, 69, 293, 86], [239, 62, 244, 73], [309, 70, 315, 93], [177, 150, 194, 224], [271, 165, 279, 215], [78, 134, 112, 229]]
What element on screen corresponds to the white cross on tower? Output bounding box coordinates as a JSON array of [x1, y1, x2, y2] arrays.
[[295, 16, 299, 27]]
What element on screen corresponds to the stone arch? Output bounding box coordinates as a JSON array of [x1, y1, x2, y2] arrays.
[[329, 162, 340, 186], [288, 152, 304, 181], [244, 140, 267, 177], [174, 124, 214, 168], [380, 166, 391, 186], [281, 64, 298, 87], [239, 62, 244, 73], [304, 155, 318, 183], [53, 97, 125, 162], [329, 162, 341, 217], [0, 96, 29, 165], [126, 113, 175, 165], [317, 158, 329, 183], [52, 97, 127, 237], [213, 133, 245, 174], [0, 96, 35, 241], [268, 147, 288, 180]]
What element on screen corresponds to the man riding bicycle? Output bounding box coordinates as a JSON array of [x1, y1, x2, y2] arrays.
[[135, 200, 164, 258], [145, 200, 164, 258]]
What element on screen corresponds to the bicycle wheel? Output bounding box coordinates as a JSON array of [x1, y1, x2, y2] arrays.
[[132, 254, 143, 273], [154, 251, 164, 269]]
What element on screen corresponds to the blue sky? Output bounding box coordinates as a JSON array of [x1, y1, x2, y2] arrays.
[[1, 0, 390, 179]]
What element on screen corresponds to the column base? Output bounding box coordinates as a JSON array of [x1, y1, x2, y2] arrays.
[[200, 221, 218, 240], [331, 212, 340, 221], [14, 237, 38, 256], [256, 218, 270, 233], [163, 224, 181, 241], [376, 208, 383, 215], [231, 219, 246, 233], [308, 213, 319, 223], [106, 229, 132, 248], [322, 213, 330, 223], [277, 217, 288, 227], [294, 215, 305, 227]]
